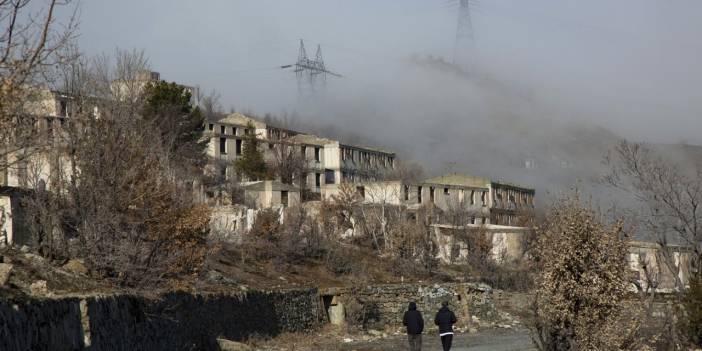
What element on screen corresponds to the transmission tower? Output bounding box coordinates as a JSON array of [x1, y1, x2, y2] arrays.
[[453, 0, 475, 67], [281, 39, 342, 99]]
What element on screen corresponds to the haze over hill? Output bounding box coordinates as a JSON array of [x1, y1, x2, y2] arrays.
[[66, 0, 702, 203]]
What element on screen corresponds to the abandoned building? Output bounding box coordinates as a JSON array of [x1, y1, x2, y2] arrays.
[[628, 240, 695, 293], [432, 223, 531, 264], [242, 180, 301, 209], [489, 180, 535, 226], [205, 113, 396, 193]]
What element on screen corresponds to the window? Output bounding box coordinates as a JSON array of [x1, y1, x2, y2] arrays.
[[430, 187, 435, 203], [481, 191, 486, 206], [315, 173, 321, 187], [418, 186, 423, 203], [444, 187, 450, 195], [219, 138, 227, 154], [232, 127, 237, 135], [208, 124, 213, 131], [470, 190, 475, 205], [220, 126, 226, 134], [301, 146, 307, 158], [314, 147, 320, 162], [281, 191, 289, 207], [235, 139, 242, 155], [59, 100, 67, 117], [470, 217, 476, 225], [325, 169, 335, 184], [404, 185, 409, 201]]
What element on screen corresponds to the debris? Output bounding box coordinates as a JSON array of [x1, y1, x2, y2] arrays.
[[216, 338, 252, 351], [0, 263, 12, 286], [30, 280, 48, 295], [63, 259, 88, 275]]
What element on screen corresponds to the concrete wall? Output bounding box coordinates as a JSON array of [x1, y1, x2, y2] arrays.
[[0, 289, 323, 351]]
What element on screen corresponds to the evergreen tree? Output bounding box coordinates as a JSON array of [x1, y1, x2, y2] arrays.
[[235, 121, 268, 180], [141, 81, 207, 170]]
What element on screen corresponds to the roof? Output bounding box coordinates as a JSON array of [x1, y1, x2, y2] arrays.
[[491, 180, 535, 192], [286, 134, 337, 146], [423, 173, 490, 189], [217, 113, 266, 128], [243, 180, 299, 192], [339, 142, 395, 155]]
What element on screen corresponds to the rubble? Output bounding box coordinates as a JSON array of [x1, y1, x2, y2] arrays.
[[29, 280, 48, 295], [0, 263, 12, 286], [217, 338, 252, 351]]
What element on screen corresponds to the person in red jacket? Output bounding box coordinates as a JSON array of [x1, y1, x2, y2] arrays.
[[434, 301, 457, 351], [402, 301, 424, 351]]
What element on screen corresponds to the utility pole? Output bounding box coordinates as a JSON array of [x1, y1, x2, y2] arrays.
[[453, 0, 475, 68]]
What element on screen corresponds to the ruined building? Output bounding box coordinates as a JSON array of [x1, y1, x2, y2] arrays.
[[204, 113, 396, 196]]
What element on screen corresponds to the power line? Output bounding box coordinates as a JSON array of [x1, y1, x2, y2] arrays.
[[280, 39, 343, 99]]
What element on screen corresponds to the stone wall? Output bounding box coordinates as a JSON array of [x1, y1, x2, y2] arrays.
[[0, 288, 323, 351], [322, 283, 496, 330]]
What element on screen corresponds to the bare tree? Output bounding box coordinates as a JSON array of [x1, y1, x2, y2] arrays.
[[0, 0, 78, 172], [603, 141, 701, 290], [21, 50, 210, 286]]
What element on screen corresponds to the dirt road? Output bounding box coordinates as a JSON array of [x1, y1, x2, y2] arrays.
[[340, 329, 535, 351]]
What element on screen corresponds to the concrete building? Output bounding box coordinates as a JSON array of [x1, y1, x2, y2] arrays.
[[242, 180, 301, 209], [433, 224, 531, 264], [489, 181, 535, 226], [286, 134, 396, 192], [205, 113, 396, 195], [628, 240, 694, 293]]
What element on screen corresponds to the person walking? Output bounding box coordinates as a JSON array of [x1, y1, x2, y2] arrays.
[[434, 301, 457, 351], [403, 301, 424, 351]]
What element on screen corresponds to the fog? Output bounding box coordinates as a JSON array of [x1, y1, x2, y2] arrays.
[[69, 0, 702, 201]]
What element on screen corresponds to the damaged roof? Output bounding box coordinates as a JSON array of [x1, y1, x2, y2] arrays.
[[423, 173, 490, 189]]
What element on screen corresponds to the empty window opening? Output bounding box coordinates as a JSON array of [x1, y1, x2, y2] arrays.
[[444, 187, 450, 195], [208, 123, 214, 131], [315, 173, 321, 187], [356, 186, 365, 198], [220, 126, 226, 134], [314, 147, 321, 162], [235, 139, 242, 155], [325, 169, 335, 184], [219, 138, 227, 154], [417, 186, 423, 203], [281, 191, 289, 207], [430, 187, 435, 203]]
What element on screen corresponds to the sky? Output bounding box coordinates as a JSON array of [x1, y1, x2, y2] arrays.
[[65, 0, 702, 146], [52, 0, 702, 198]]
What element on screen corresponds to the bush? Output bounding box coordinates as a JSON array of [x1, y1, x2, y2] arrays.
[[682, 275, 702, 346]]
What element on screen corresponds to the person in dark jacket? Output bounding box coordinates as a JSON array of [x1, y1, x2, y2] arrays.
[[434, 301, 458, 351], [403, 301, 424, 351]]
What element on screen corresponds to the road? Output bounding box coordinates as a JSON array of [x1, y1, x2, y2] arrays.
[[341, 329, 536, 351]]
